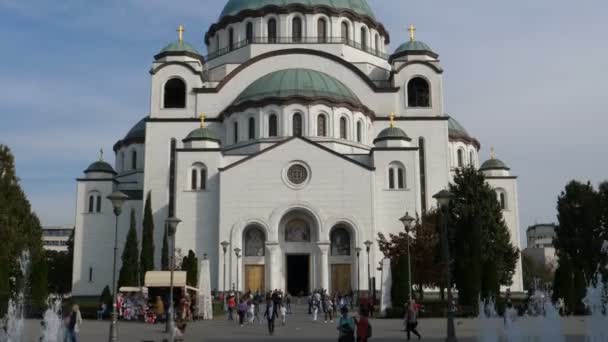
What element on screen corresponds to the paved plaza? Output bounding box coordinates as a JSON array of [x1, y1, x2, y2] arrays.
[[20, 305, 591, 342]]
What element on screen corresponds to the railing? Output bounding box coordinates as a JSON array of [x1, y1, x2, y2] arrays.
[[205, 36, 390, 61]]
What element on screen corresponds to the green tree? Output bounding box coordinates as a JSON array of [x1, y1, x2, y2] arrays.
[[182, 250, 199, 287], [29, 251, 48, 313], [119, 209, 140, 287], [390, 254, 410, 308], [522, 253, 554, 294], [100, 285, 113, 307], [448, 166, 519, 307], [140, 192, 155, 284], [161, 224, 169, 270], [46, 250, 72, 294]]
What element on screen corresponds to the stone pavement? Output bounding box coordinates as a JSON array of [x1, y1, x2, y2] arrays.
[[20, 305, 589, 341]]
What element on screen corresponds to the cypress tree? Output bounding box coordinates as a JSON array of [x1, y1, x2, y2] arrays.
[[140, 192, 155, 284], [119, 209, 140, 287], [390, 254, 410, 308], [182, 250, 198, 287], [29, 250, 48, 313], [161, 224, 169, 270], [100, 285, 113, 307]]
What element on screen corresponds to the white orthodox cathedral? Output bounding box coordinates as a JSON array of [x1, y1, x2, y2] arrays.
[[72, 0, 523, 297]]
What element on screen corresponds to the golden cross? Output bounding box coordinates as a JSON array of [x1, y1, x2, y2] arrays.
[[490, 147, 496, 160], [389, 112, 396, 128], [408, 24, 416, 41], [177, 25, 185, 42], [199, 113, 206, 128], [99, 148, 104, 161]]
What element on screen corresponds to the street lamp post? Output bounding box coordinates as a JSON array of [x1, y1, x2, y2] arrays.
[[399, 212, 416, 301], [221, 241, 230, 310], [433, 189, 457, 342], [234, 248, 242, 300], [364, 240, 373, 297], [165, 216, 181, 342], [355, 247, 362, 304], [106, 191, 129, 342]]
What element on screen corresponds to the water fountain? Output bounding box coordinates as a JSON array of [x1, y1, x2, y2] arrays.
[[40, 298, 64, 342], [0, 251, 30, 342]]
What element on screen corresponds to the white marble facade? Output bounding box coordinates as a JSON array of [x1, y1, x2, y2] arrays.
[[72, 0, 523, 297]]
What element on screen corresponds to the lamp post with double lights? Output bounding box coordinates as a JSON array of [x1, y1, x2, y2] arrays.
[[106, 191, 129, 342], [234, 248, 242, 300], [165, 216, 181, 342], [399, 212, 416, 301], [364, 240, 373, 297], [433, 189, 457, 342], [221, 241, 230, 309], [355, 247, 362, 304]]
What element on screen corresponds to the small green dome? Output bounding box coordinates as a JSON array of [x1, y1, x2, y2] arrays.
[[448, 117, 471, 139], [480, 158, 510, 171], [124, 118, 146, 141], [159, 41, 200, 55], [233, 69, 361, 107], [393, 40, 434, 55], [84, 161, 116, 174], [220, 0, 375, 19], [373, 126, 411, 144], [183, 127, 220, 142]]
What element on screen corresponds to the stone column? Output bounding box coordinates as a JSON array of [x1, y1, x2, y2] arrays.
[[317, 242, 330, 291], [266, 242, 280, 291]]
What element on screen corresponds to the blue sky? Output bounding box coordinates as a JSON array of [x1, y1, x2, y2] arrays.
[[1, 0, 607, 243]]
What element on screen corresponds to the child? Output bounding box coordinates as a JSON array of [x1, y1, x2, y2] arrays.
[[280, 304, 287, 326], [312, 298, 320, 322], [248, 300, 255, 325]]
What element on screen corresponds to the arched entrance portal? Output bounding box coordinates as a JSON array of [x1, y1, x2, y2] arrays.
[[242, 225, 266, 293]]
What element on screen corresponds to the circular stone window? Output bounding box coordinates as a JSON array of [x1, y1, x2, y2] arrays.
[[283, 162, 311, 189]]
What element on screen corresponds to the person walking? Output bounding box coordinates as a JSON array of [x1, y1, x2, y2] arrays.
[[264, 298, 279, 336], [64, 304, 82, 342], [280, 304, 287, 326], [237, 299, 248, 327], [312, 296, 320, 322], [355, 308, 371, 342], [227, 294, 236, 321], [285, 293, 292, 314], [404, 299, 421, 341], [337, 306, 356, 342], [324, 297, 334, 323]]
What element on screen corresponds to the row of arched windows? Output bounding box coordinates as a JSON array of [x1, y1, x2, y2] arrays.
[[231, 114, 365, 144], [407, 77, 430, 108], [119, 150, 138, 172], [456, 148, 477, 168], [88, 192, 102, 213], [189, 163, 207, 191], [388, 162, 406, 190]]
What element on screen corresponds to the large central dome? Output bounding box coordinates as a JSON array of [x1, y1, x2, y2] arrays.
[[220, 0, 375, 19]]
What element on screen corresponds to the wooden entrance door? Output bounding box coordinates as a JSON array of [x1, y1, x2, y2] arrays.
[[331, 264, 351, 294], [245, 265, 265, 292]]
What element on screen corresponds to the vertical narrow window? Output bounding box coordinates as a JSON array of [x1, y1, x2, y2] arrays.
[[120, 152, 125, 172], [388, 169, 395, 189], [374, 34, 379, 52], [268, 18, 277, 43], [96, 195, 101, 213], [163, 78, 186, 108], [339, 117, 347, 139], [500, 193, 506, 210], [469, 151, 475, 167], [131, 150, 137, 170], [317, 19, 327, 43], [200, 168, 207, 190], [248, 117, 256, 140], [457, 149, 464, 167], [356, 121, 362, 143], [407, 77, 430, 108], [191, 169, 198, 190], [89, 267, 93, 282], [293, 113, 303, 137], [317, 115, 327, 137], [341, 21, 349, 43], [88, 196, 94, 213], [398, 168, 405, 189], [418, 137, 427, 214], [233, 121, 239, 143], [269, 114, 278, 137], [360, 28, 367, 50], [216, 35, 220, 50], [229, 28, 234, 50], [292, 17, 302, 42], [246, 22, 254, 42]]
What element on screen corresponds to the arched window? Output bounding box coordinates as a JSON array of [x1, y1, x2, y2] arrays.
[[374, 34, 379, 51], [360, 27, 367, 50], [317, 115, 327, 137], [407, 77, 430, 108], [131, 150, 137, 170], [356, 121, 362, 143], [330, 227, 351, 256], [191, 169, 198, 190], [469, 151, 475, 167], [317, 18, 327, 43], [189, 163, 207, 190], [268, 18, 277, 43], [341, 21, 349, 43], [88, 191, 101, 213], [500, 193, 506, 210], [246, 22, 254, 42], [88, 195, 94, 213], [248, 117, 256, 140], [163, 78, 186, 108], [285, 219, 311, 242], [233, 121, 239, 143], [293, 113, 303, 137], [216, 34, 220, 50], [269, 114, 278, 137], [229, 28, 235, 50], [292, 17, 303, 42], [339, 117, 347, 139], [457, 149, 464, 167], [388, 162, 406, 189], [244, 226, 266, 257]]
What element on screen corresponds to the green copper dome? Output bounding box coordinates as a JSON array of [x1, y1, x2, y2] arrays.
[[159, 41, 200, 55], [183, 127, 220, 142], [220, 0, 375, 19], [84, 161, 116, 175], [480, 158, 510, 171], [393, 40, 434, 55], [124, 118, 146, 141], [233, 69, 361, 106], [448, 117, 470, 139], [373, 126, 411, 144]]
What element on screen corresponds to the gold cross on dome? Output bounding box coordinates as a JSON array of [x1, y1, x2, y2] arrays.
[[199, 113, 206, 128], [99, 148, 104, 161], [490, 147, 496, 160], [177, 25, 185, 42], [389, 112, 396, 128], [408, 24, 416, 41]]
